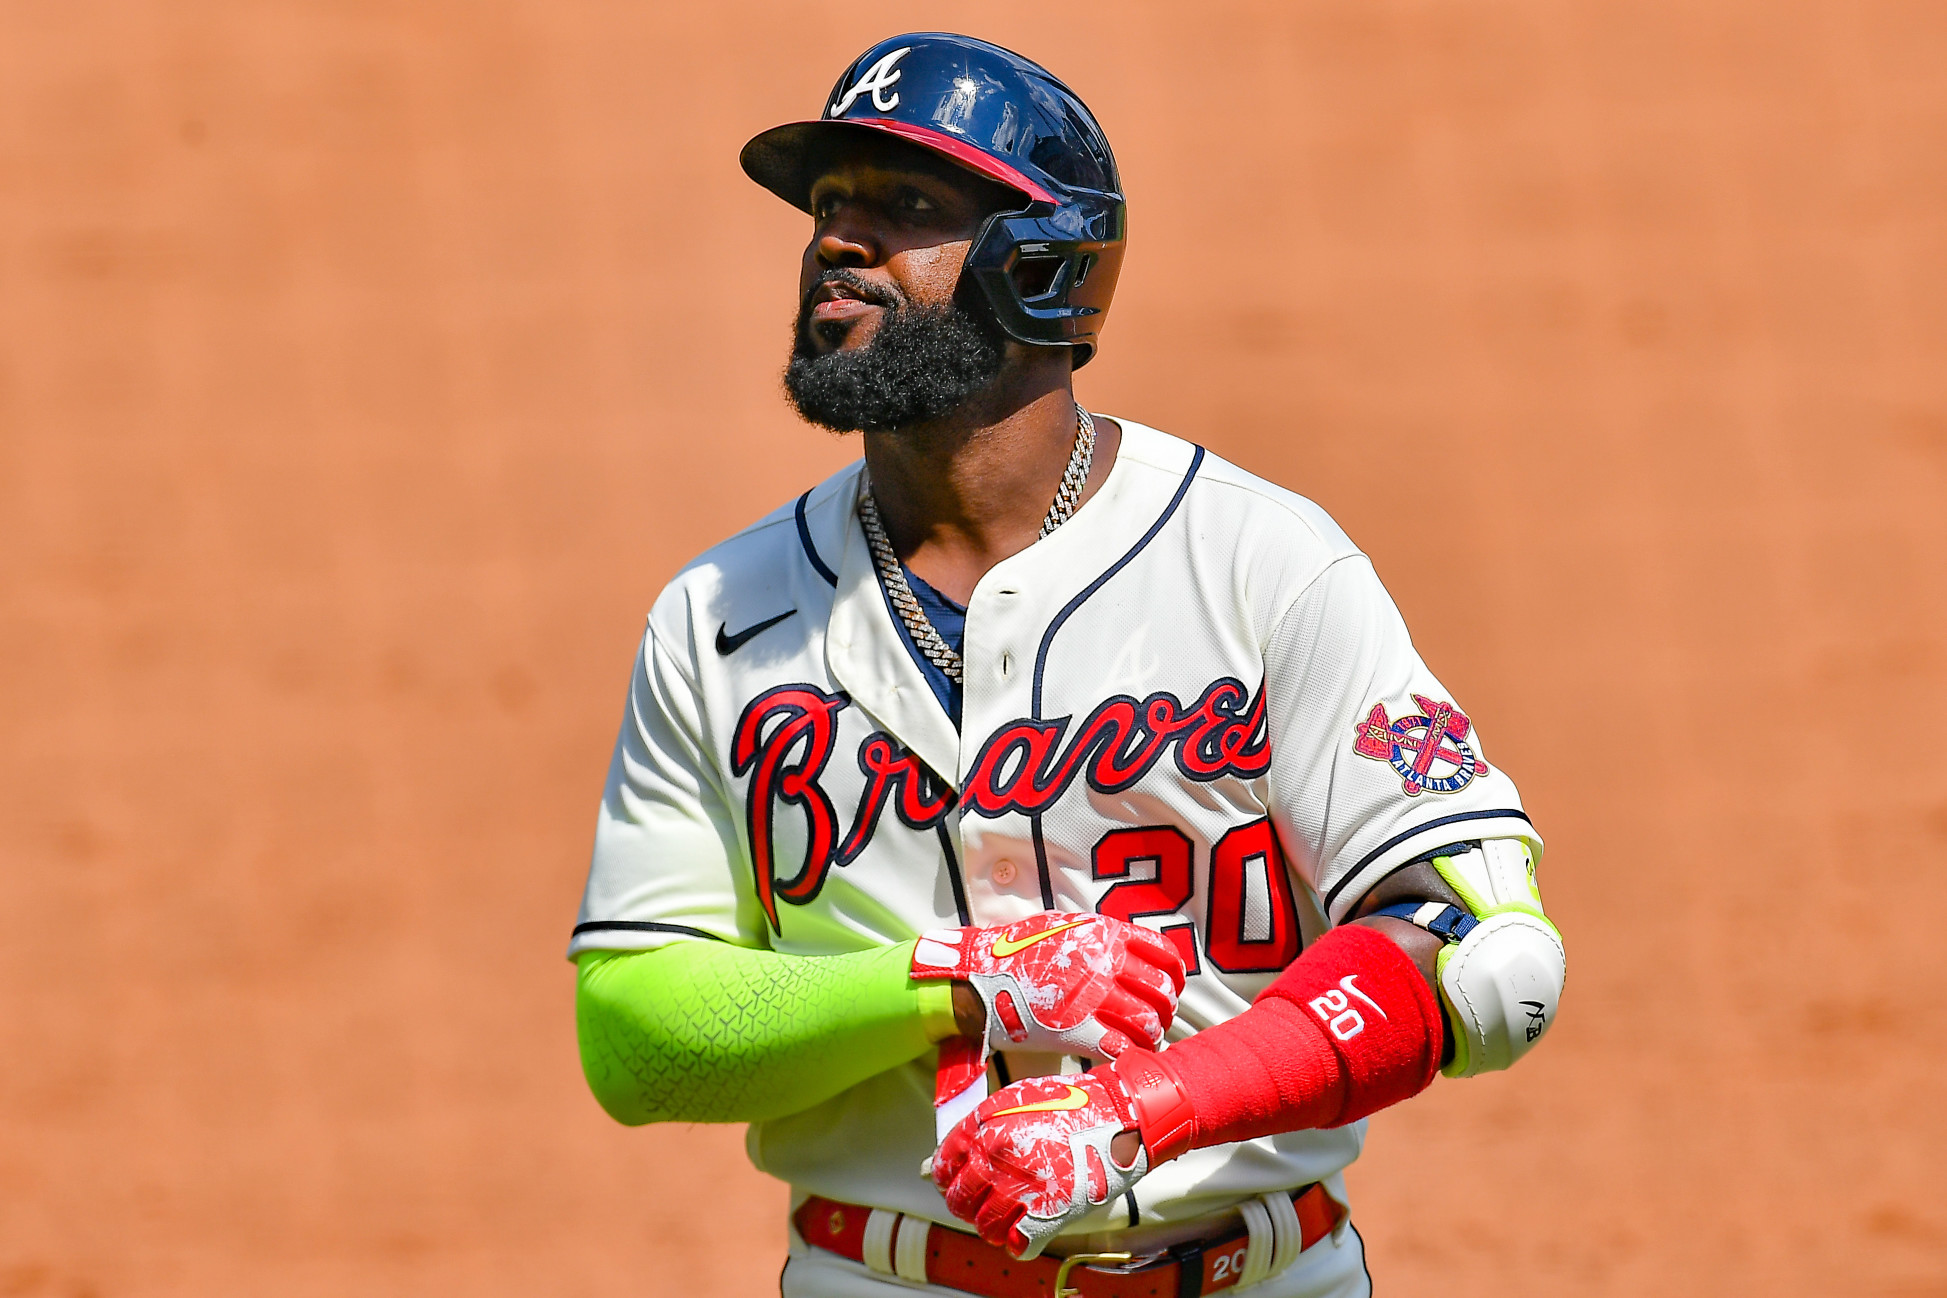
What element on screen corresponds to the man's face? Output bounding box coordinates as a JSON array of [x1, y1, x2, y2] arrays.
[[783, 142, 1021, 433]]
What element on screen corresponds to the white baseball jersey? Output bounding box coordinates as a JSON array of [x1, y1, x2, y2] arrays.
[[570, 419, 1540, 1235]]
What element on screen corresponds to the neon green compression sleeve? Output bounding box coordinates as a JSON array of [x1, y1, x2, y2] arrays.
[[575, 939, 958, 1126]]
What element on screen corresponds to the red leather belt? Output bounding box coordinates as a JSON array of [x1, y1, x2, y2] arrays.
[[793, 1184, 1343, 1298]]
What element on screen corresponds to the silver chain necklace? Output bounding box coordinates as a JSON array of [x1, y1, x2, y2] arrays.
[[859, 405, 1096, 685]]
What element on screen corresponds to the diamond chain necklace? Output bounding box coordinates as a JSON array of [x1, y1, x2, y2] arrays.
[[859, 405, 1096, 685]]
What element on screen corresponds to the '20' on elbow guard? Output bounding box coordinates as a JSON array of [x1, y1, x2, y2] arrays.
[[1399, 838, 1566, 1077]]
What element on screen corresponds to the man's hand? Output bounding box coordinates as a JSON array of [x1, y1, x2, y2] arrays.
[[929, 1069, 1147, 1259], [911, 912, 1184, 1058]]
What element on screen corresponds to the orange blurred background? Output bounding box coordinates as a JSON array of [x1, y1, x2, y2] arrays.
[[3, 2, 1944, 1295]]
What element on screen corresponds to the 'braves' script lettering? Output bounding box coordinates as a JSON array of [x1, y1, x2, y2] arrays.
[[732, 686, 953, 932], [962, 679, 1269, 817], [731, 677, 1267, 930], [731, 686, 847, 930]]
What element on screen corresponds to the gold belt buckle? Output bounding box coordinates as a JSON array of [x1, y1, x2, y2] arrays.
[[1053, 1251, 1132, 1298]]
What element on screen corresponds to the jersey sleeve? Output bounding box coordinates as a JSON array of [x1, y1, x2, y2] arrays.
[[1262, 555, 1540, 923], [568, 619, 763, 957]]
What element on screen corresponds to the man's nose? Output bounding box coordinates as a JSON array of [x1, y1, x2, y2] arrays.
[[814, 213, 879, 270]]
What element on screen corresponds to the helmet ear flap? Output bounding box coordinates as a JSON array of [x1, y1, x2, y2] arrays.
[[963, 207, 1126, 368]]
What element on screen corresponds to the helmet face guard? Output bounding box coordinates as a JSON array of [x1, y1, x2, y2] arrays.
[[741, 33, 1127, 367]]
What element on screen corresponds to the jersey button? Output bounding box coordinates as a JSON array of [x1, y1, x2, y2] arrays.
[[991, 859, 1018, 886]]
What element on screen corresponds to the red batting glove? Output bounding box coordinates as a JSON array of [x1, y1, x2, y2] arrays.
[[930, 1070, 1148, 1260], [909, 912, 1185, 1059], [932, 925, 1451, 1261]]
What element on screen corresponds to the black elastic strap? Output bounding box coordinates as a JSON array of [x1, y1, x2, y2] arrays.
[[1168, 1241, 1204, 1298]]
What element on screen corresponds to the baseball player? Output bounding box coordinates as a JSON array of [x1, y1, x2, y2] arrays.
[[570, 33, 1566, 1298]]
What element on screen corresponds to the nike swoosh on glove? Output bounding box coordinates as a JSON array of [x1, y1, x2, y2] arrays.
[[929, 1070, 1147, 1260], [909, 912, 1185, 1058]]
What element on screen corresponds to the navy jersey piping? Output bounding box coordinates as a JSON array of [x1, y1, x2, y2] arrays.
[[1322, 808, 1534, 913], [571, 919, 726, 942], [936, 824, 971, 926], [1027, 445, 1205, 909], [1031, 817, 1055, 910], [795, 490, 839, 587], [1031, 445, 1206, 716]]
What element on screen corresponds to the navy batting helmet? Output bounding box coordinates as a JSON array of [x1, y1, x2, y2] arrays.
[[741, 33, 1126, 368]]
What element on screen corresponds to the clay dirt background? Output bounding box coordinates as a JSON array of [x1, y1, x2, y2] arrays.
[[3, 2, 1944, 1295]]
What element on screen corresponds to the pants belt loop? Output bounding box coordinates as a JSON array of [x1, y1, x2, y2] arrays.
[[861, 1209, 899, 1276], [1234, 1198, 1275, 1288], [893, 1215, 931, 1284], [1261, 1190, 1305, 1280]]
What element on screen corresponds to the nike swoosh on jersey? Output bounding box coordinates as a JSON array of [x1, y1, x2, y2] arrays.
[[715, 609, 797, 656], [989, 1084, 1092, 1118], [990, 916, 1093, 958]]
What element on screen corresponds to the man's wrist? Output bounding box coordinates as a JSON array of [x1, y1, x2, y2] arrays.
[[951, 980, 988, 1039], [914, 978, 988, 1043]]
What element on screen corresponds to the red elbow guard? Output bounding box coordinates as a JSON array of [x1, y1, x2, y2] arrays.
[[1118, 924, 1444, 1159]]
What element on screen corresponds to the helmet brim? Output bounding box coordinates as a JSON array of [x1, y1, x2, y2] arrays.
[[740, 117, 1059, 214]]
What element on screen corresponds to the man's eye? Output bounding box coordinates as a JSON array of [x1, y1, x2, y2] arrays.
[[899, 191, 937, 214]]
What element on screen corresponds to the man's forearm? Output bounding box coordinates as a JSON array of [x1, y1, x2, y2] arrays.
[[575, 939, 954, 1125]]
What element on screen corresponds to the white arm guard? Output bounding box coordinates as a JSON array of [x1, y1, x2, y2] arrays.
[[1427, 839, 1566, 1078]]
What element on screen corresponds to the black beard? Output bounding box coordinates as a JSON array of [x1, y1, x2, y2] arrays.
[[784, 276, 1007, 433]]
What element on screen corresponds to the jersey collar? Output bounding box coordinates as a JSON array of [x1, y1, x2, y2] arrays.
[[824, 470, 964, 787], [821, 420, 1187, 783]]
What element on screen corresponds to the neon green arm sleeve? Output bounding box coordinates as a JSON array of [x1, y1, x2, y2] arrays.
[[574, 939, 960, 1126]]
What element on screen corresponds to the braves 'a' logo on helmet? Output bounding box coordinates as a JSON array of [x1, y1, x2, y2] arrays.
[[828, 46, 909, 117]]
